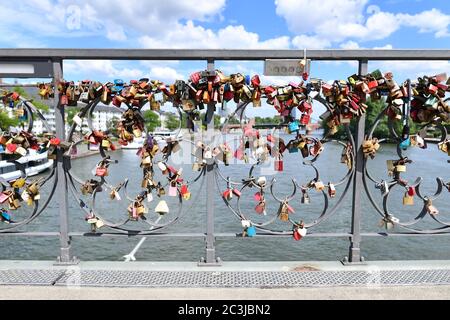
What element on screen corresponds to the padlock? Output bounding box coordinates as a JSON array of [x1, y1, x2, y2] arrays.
[[241, 220, 251, 228], [274, 157, 284, 172], [246, 226, 256, 237], [192, 162, 203, 171], [255, 201, 266, 215], [155, 200, 169, 215], [9, 197, 21, 210], [403, 192, 414, 205], [426, 199, 439, 215], [293, 222, 307, 241], [301, 191, 310, 204], [11, 178, 26, 189], [256, 176, 266, 187], [157, 185, 166, 197], [0, 209, 11, 223], [0, 192, 10, 204], [288, 121, 299, 133], [132, 126, 142, 138], [60, 95, 68, 105], [101, 139, 111, 149], [328, 183, 336, 198], [180, 184, 191, 200], [223, 189, 233, 201], [95, 166, 108, 177], [168, 181, 178, 197], [314, 180, 325, 192], [395, 165, 406, 173]]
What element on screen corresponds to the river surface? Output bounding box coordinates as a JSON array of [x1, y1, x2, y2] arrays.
[[1, 132, 449, 262]]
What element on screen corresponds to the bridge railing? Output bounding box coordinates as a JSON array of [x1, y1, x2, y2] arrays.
[[0, 49, 449, 265]]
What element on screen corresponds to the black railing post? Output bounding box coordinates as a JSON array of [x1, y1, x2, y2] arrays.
[[346, 59, 368, 264], [199, 59, 221, 266], [53, 59, 78, 265]]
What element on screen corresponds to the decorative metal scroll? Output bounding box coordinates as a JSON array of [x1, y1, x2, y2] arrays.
[[0, 93, 56, 231], [363, 77, 450, 233]]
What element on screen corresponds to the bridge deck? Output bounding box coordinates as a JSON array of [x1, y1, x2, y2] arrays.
[[1, 260, 450, 288]]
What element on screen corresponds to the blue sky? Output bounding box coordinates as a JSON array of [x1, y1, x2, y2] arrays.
[[1, 0, 449, 117]]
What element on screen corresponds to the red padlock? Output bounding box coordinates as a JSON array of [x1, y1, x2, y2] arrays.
[[95, 167, 108, 177], [300, 113, 310, 125], [407, 186, 416, 197], [6, 143, 18, 153], [50, 138, 61, 146], [60, 95, 68, 105], [274, 158, 284, 172]]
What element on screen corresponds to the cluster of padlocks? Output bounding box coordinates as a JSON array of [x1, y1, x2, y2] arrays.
[[1, 69, 449, 237]]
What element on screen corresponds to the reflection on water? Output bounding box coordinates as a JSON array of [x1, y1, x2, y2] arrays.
[[0, 132, 449, 262]]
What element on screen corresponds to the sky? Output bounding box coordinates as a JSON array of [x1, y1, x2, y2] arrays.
[[0, 0, 449, 117]]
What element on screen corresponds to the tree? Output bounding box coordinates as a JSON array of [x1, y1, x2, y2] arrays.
[[322, 98, 418, 140], [164, 113, 179, 131], [106, 118, 120, 137], [13, 86, 49, 112], [0, 110, 19, 131], [143, 110, 161, 132]]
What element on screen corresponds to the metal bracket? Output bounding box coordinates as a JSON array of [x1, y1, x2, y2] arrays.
[[54, 256, 80, 266], [198, 256, 222, 267], [341, 256, 366, 266]]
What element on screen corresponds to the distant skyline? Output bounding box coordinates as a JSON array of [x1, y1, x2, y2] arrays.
[[1, 0, 449, 117]]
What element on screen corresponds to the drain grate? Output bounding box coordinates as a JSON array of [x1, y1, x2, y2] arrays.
[[2, 269, 450, 288], [0, 269, 64, 286]]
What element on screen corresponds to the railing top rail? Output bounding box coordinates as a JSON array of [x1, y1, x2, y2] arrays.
[[0, 49, 449, 61]]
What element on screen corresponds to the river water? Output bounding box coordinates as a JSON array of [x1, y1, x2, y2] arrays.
[[1, 132, 449, 262]]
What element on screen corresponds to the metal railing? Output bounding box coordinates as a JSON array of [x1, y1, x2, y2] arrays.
[[0, 49, 449, 266]]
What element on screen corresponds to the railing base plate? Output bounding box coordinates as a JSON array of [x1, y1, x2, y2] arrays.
[[54, 256, 80, 266]]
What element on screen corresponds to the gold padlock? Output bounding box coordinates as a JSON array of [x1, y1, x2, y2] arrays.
[[403, 192, 414, 205], [11, 178, 26, 189], [395, 165, 406, 173], [314, 180, 325, 191], [101, 139, 111, 149], [279, 203, 290, 222]]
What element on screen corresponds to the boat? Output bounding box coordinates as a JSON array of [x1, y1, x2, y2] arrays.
[[121, 131, 177, 150], [0, 150, 53, 182], [121, 136, 145, 150]]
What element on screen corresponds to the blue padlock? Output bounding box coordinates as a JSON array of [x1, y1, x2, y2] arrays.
[[9, 100, 14, 108], [288, 121, 299, 133], [19, 115, 27, 122], [244, 75, 251, 85], [112, 79, 124, 93], [399, 137, 411, 150], [288, 147, 299, 153], [0, 145, 4, 153], [246, 226, 256, 237], [1, 211, 11, 222]]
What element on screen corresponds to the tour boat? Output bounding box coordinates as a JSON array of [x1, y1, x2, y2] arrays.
[[0, 150, 53, 182]]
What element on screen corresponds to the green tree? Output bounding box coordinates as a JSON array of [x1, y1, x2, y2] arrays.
[[143, 110, 161, 132], [106, 118, 120, 137], [0, 110, 19, 131], [164, 113, 179, 131], [322, 98, 418, 140], [13, 86, 49, 112]]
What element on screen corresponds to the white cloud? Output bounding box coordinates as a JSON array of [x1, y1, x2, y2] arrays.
[[139, 22, 290, 49], [397, 9, 450, 38], [63, 60, 185, 83], [149, 67, 184, 82], [339, 41, 360, 49], [292, 35, 331, 49], [276, 0, 450, 48], [64, 60, 143, 79]]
